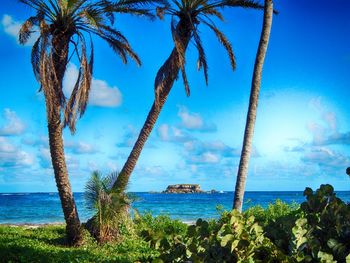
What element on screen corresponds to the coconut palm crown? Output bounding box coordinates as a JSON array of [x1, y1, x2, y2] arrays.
[[154, 0, 264, 105], [19, 0, 160, 132]]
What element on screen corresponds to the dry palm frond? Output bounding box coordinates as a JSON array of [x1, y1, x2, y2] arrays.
[[20, 0, 160, 133]]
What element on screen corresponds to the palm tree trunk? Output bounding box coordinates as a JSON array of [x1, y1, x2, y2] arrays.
[[113, 22, 192, 192], [44, 35, 82, 245], [113, 50, 181, 192], [233, 0, 274, 211], [47, 117, 82, 245]]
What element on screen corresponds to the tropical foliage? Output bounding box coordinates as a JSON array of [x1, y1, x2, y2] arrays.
[[139, 185, 350, 262], [292, 185, 350, 262], [84, 171, 133, 243], [2, 185, 350, 262]]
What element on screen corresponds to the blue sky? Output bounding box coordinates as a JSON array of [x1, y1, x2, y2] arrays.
[[0, 0, 349, 192]]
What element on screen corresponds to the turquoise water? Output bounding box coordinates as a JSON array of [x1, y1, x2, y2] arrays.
[[1, 191, 350, 224]]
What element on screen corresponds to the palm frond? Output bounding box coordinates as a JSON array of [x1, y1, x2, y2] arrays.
[[192, 28, 208, 84], [20, 0, 146, 131], [202, 19, 236, 70], [84, 171, 104, 211]]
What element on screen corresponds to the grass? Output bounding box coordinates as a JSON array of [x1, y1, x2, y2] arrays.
[[0, 225, 158, 263]]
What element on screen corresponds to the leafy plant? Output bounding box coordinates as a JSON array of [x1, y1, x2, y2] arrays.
[[142, 210, 292, 262], [84, 171, 133, 243], [292, 184, 350, 262], [245, 199, 300, 253]]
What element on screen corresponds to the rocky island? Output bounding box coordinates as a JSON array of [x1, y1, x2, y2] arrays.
[[163, 184, 204, 193]]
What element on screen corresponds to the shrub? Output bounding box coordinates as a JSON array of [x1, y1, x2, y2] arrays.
[[245, 199, 300, 253], [141, 210, 292, 262], [292, 184, 350, 262], [84, 171, 134, 243]]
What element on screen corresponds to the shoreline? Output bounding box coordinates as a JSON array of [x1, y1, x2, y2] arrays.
[[1, 220, 196, 228], [0, 222, 65, 228]]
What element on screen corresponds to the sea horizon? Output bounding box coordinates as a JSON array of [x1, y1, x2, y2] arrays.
[[1, 191, 350, 224]]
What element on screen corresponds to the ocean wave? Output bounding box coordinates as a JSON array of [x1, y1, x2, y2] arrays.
[[0, 193, 30, 196]]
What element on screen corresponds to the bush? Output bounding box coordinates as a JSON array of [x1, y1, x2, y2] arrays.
[[140, 210, 292, 262], [292, 184, 350, 262], [245, 199, 300, 253]]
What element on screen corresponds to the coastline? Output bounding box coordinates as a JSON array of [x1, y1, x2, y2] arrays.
[[1, 220, 196, 227], [0, 222, 65, 229]]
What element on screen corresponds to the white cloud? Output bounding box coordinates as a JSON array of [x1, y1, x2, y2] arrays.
[[65, 141, 98, 154], [0, 137, 34, 168], [177, 106, 216, 132], [301, 147, 349, 169], [200, 152, 220, 163], [1, 14, 38, 46], [0, 109, 25, 136], [157, 124, 193, 143], [22, 136, 48, 147], [64, 64, 122, 107], [117, 125, 138, 147], [306, 98, 350, 146], [0, 137, 16, 152], [178, 106, 203, 129], [158, 124, 169, 141]]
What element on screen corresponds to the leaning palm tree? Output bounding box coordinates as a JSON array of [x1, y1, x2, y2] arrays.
[[233, 0, 274, 211], [19, 0, 156, 245], [113, 0, 264, 192]]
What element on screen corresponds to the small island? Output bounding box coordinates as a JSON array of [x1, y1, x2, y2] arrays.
[[163, 184, 204, 193]]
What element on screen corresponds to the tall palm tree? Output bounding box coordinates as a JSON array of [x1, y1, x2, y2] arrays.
[[113, 0, 264, 192], [19, 0, 155, 245], [233, 0, 274, 211]]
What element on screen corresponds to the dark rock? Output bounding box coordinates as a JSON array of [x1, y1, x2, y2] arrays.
[[163, 184, 204, 193]]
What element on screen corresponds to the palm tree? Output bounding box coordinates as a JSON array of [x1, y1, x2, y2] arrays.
[[19, 0, 155, 245], [84, 171, 132, 243], [233, 0, 274, 211], [113, 0, 264, 192]]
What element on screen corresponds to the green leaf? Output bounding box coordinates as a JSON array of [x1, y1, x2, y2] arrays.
[[221, 234, 234, 247], [346, 253, 350, 263], [231, 239, 239, 252], [317, 251, 336, 263]]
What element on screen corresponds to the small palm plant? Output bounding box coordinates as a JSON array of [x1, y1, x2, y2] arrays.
[[85, 171, 132, 243]]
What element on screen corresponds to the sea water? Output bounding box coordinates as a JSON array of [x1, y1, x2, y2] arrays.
[[1, 191, 350, 224]]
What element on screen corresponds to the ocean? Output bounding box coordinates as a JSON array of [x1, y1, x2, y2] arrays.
[[1, 191, 350, 224]]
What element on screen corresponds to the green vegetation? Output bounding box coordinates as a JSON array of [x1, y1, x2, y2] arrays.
[[0, 225, 158, 263], [1, 185, 350, 262], [84, 171, 133, 243]]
